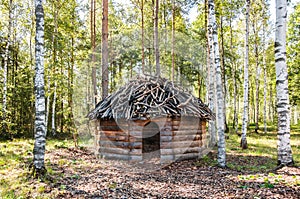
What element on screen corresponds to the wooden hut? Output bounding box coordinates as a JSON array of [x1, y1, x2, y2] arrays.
[[88, 76, 214, 162]]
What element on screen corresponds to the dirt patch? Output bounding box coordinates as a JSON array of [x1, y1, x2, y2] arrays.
[[45, 147, 300, 199]]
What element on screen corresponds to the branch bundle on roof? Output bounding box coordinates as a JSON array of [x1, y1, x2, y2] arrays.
[[88, 76, 214, 121]]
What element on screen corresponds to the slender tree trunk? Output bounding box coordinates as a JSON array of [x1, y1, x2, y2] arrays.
[[102, 0, 109, 99], [220, 16, 228, 134], [241, 0, 250, 149], [253, 20, 260, 134], [46, 76, 50, 131], [207, 3, 216, 148], [154, 0, 160, 76], [91, 0, 97, 104], [51, 5, 58, 136], [275, 0, 293, 166], [52, 82, 57, 135], [70, 13, 77, 147], [141, 0, 145, 74], [230, 6, 238, 133], [171, 0, 175, 81], [33, 0, 47, 176], [263, 24, 267, 133], [270, 84, 275, 122], [208, 0, 226, 167], [205, 0, 209, 103], [2, 0, 13, 137]]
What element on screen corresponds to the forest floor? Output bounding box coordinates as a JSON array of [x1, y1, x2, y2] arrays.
[[1, 126, 300, 198]]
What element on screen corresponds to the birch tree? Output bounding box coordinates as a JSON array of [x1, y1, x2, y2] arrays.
[[208, 0, 226, 167], [241, 0, 250, 149], [102, 0, 109, 99], [2, 0, 12, 137], [33, 0, 47, 176], [207, 0, 216, 148], [275, 0, 293, 166]]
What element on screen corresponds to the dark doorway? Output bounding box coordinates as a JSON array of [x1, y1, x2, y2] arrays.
[[142, 122, 160, 159]]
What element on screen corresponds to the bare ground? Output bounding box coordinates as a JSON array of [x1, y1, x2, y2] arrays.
[[34, 147, 300, 199]]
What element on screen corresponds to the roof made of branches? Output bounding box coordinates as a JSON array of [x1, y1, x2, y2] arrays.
[[88, 76, 214, 121]]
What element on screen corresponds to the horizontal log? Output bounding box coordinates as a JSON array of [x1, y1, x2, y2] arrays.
[[100, 131, 127, 136], [161, 140, 200, 149], [129, 155, 143, 161], [100, 147, 130, 155], [128, 131, 142, 137], [100, 135, 127, 141], [172, 125, 202, 131], [160, 147, 201, 155], [100, 152, 130, 160], [160, 135, 201, 142], [160, 130, 172, 136], [129, 136, 142, 142], [172, 130, 202, 136], [100, 125, 121, 131], [160, 155, 174, 162], [100, 119, 118, 126], [100, 141, 142, 149], [129, 149, 142, 155]]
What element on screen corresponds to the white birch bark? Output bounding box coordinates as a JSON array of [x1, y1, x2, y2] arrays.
[[33, 0, 47, 174], [45, 76, 50, 131], [253, 19, 260, 134], [275, 0, 293, 166], [241, 0, 250, 149], [52, 82, 57, 135], [208, 0, 226, 167], [263, 24, 267, 133], [207, 2, 216, 148], [2, 0, 12, 135]]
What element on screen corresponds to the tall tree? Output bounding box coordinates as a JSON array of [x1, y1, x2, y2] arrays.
[[275, 0, 293, 166], [32, 0, 47, 176], [171, 0, 175, 81], [102, 0, 109, 98], [2, 0, 13, 137], [91, 0, 97, 104], [207, 0, 216, 147], [141, 0, 145, 74], [241, 0, 250, 149], [253, 13, 261, 134], [154, 0, 160, 76], [208, 0, 226, 167]]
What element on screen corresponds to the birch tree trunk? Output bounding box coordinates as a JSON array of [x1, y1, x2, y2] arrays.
[[241, 0, 250, 149], [220, 16, 228, 134], [275, 0, 293, 166], [263, 23, 267, 133], [207, 5, 216, 148], [2, 0, 12, 137], [154, 0, 160, 76], [205, 0, 209, 103], [102, 0, 109, 99], [208, 0, 226, 167], [33, 0, 47, 176], [51, 82, 57, 135], [253, 19, 260, 134]]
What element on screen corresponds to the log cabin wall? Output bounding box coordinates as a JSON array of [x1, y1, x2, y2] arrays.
[[95, 116, 207, 162]]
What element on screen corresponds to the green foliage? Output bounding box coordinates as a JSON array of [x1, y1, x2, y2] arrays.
[[288, 2, 300, 106]]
